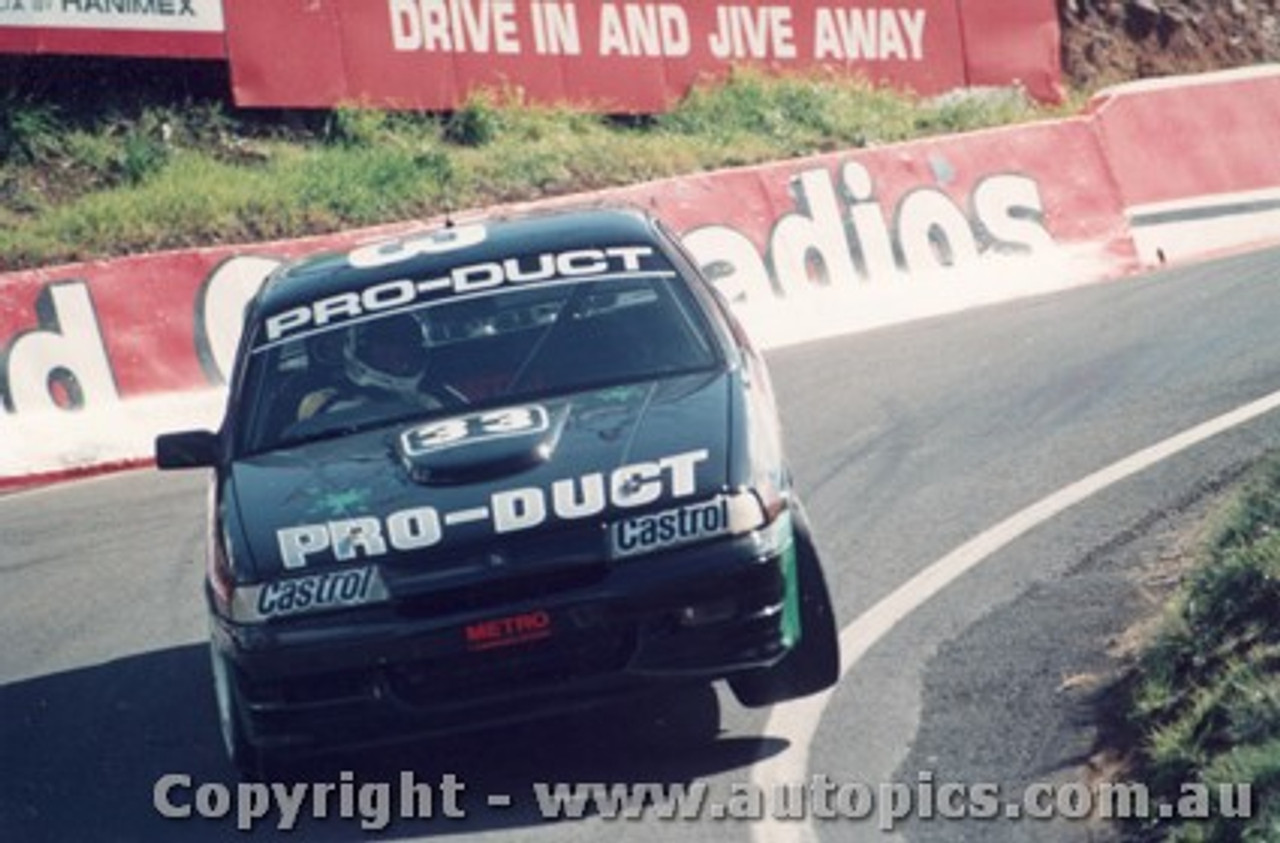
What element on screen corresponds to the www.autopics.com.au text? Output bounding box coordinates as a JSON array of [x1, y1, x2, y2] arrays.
[[152, 770, 1253, 832]]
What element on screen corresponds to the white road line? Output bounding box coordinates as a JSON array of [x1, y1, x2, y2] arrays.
[[751, 388, 1280, 843]]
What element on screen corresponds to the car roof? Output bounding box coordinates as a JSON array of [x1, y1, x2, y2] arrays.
[[255, 205, 666, 316]]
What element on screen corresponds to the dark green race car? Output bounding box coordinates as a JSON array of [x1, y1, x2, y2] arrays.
[[157, 206, 840, 778]]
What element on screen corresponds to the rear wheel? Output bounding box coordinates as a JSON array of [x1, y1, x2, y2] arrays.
[[730, 516, 840, 707]]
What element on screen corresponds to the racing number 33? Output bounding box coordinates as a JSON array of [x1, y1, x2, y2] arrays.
[[402, 405, 550, 455]]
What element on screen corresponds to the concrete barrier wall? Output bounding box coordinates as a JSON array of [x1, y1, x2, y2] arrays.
[[1088, 66, 1280, 265]]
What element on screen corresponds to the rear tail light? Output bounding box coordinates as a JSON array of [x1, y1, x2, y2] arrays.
[[207, 526, 235, 613], [205, 481, 234, 613]]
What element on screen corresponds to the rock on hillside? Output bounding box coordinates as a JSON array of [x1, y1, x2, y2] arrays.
[[1059, 0, 1280, 89]]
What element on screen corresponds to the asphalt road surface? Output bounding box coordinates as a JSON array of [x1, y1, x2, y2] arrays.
[[4, 245, 1280, 842]]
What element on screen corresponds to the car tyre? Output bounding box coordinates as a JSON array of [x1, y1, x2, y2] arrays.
[[730, 517, 840, 708], [628, 683, 722, 752], [209, 641, 279, 781]]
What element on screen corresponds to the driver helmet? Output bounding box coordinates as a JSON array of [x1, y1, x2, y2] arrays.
[[343, 312, 426, 396]]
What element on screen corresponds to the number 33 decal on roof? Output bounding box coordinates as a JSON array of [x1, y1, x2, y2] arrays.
[[401, 405, 550, 456]]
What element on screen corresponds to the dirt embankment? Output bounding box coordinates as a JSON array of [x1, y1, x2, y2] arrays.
[[1059, 0, 1280, 90]]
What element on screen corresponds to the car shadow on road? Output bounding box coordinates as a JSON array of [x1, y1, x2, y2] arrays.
[[1, 643, 787, 841]]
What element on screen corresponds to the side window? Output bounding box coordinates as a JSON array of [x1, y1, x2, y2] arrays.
[[653, 220, 742, 360]]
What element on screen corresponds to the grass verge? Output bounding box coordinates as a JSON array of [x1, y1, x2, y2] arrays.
[[1125, 456, 1280, 840], [1, 63, 1069, 272]]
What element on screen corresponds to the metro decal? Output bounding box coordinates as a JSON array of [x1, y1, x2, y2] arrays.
[[464, 610, 553, 651]]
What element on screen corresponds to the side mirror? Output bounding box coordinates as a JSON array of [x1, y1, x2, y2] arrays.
[[155, 430, 220, 469]]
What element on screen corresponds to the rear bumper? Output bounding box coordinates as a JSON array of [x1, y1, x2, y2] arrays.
[[212, 533, 794, 753]]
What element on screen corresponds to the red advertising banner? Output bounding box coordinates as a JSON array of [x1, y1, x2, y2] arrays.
[[223, 0, 979, 112], [0, 0, 226, 58]]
